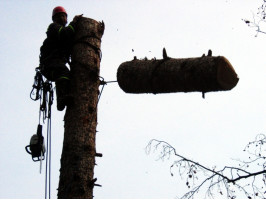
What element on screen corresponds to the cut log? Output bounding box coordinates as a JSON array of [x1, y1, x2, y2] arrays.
[[117, 56, 239, 95]]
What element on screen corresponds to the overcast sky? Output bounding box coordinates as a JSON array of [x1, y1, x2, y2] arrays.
[[0, 0, 265, 199]]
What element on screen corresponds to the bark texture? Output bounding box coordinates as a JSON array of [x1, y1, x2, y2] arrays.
[[58, 17, 104, 199], [117, 56, 239, 95]]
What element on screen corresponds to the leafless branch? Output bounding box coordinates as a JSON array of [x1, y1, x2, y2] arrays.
[[146, 134, 266, 198], [243, 1, 266, 36]]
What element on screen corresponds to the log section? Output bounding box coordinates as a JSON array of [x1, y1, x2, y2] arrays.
[[117, 56, 239, 95]]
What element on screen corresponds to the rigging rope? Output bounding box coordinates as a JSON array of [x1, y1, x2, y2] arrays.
[[83, 76, 117, 159], [88, 77, 117, 132]]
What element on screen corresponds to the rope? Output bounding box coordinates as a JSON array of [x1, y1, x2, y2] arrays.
[[44, 82, 53, 199], [98, 76, 117, 106], [30, 68, 54, 199], [45, 111, 52, 199], [83, 76, 117, 169], [97, 77, 106, 106], [74, 35, 102, 61], [84, 77, 108, 144]]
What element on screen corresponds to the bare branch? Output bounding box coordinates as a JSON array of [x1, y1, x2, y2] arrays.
[[243, 1, 266, 36], [146, 134, 266, 198]]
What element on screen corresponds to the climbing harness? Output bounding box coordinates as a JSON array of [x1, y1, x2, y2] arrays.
[[26, 67, 54, 199]]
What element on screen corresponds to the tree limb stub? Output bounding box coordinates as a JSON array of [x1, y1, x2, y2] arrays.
[[117, 56, 239, 95]]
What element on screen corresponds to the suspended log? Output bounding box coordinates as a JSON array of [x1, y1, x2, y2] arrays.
[[117, 55, 239, 96]]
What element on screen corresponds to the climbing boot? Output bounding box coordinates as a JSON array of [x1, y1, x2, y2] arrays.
[[55, 79, 73, 111]]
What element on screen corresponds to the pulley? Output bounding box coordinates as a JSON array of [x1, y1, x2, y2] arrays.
[[25, 125, 46, 162]]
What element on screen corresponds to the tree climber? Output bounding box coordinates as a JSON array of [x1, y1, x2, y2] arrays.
[[39, 6, 82, 111]]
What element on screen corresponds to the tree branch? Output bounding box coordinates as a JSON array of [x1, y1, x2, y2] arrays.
[[146, 134, 266, 198], [243, 1, 266, 36]]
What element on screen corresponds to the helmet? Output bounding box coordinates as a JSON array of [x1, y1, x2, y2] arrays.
[[52, 6, 67, 18]]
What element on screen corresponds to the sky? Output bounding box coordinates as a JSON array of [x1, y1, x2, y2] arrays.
[[0, 0, 265, 199]]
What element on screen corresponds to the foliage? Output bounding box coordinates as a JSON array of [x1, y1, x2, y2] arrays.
[[146, 134, 266, 199]]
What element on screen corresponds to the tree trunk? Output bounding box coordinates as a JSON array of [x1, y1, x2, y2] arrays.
[[117, 56, 239, 95], [58, 17, 104, 199]]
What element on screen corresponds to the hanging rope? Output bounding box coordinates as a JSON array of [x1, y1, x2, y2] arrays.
[[44, 82, 53, 199], [45, 110, 52, 199], [28, 67, 54, 199], [86, 76, 117, 133], [80, 76, 117, 189], [98, 76, 118, 107]]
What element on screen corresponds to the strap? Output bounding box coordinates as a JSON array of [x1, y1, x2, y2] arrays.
[[75, 35, 102, 60]]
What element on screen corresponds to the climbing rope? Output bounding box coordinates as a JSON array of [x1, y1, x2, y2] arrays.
[[44, 82, 53, 199], [27, 67, 54, 199], [45, 108, 52, 199]]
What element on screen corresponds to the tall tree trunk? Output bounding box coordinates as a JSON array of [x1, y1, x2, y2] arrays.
[[58, 17, 104, 199], [117, 56, 239, 95]]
